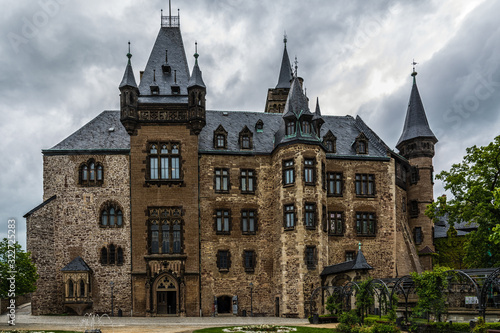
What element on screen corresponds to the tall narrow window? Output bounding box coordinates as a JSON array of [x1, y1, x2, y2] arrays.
[[241, 169, 255, 194], [117, 247, 124, 265], [173, 222, 181, 253], [215, 168, 230, 192], [304, 203, 315, 228], [216, 209, 230, 234], [305, 246, 316, 269], [327, 172, 343, 196], [109, 208, 115, 226], [162, 224, 170, 254], [414, 227, 423, 245], [302, 121, 311, 134], [68, 280, 74, 298], [286, 121, 295, 136], [89, 163, 95, 181], [109, 244, 115, 265], [283, 160, 294, 186], [217, 250, 230, 271], [355, 174, 375, 196], [304, 159, 315, 185], [241, 210, 256, 234], [100, 247, 108, 265], [82, 165, 88, 181], [148, 207, 183, 255], [217, 135, 225, 148], [151, 224, 159, 254], [410, 200, 419, 218], [97, 165, 103, 181], [355, 212, 376, 236], [284, 204, 295, 229], [328, 212, 344, 235], [244, 250, 256, 272], [148, 142, 181, 181], [79, 280, 85, 298]]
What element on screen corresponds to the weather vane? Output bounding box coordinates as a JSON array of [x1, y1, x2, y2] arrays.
[[412, 59, 418, 73]]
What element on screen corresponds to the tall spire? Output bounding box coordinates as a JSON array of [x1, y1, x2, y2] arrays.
[[119, 42, 137, 88], [275, 34, 293, 89], [188, 41, 205, 88], [396, 68, 437, 149]]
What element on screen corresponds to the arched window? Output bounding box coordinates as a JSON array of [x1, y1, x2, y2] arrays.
[[117, 247, 124, 265], [109, 244, 116, 265], [79, 159, 103, 186], [68, 280, 74, 297], [100, 247, 108, 265], [79, 279, 85, 297], [100, 202, 124, 228]]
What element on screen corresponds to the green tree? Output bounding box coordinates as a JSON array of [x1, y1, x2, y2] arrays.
[[425, 135, 500, 268], [410, 266, 450, 322], [326, 292, 343, 315], [0, 238, 39, 299], [355, 278, 374, 324]]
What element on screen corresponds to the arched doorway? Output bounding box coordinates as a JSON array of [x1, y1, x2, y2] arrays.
[[153, 273, 178, 315], [217, 295, 232, 314]]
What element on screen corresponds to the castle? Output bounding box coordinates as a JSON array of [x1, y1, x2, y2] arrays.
[[25, 10, 437, 318]]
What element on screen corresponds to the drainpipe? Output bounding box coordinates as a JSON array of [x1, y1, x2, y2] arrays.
[[198, 154, 202, 316]]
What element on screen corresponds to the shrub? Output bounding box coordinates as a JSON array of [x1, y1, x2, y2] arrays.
[[337, 310, 361, 333], [370, 323, 400, 333]]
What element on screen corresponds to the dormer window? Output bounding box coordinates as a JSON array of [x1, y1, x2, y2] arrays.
[[162, 64, 171, 75], [286, 121, 295, 136], [355, 133, 368, 155], [171, 85, 180, 94], [302, 121, 311, 134], [239, 126, 253, 150], [150, 85, 160, 95], [214, 125, 228, 149], [255, 119, 264, 132], [323, 131, 337, 153]]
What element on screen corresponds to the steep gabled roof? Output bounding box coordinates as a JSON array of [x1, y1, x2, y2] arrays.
[[23, 195, 56, 218], [138, 26, 190, 101], [276, 42, 293, 89], [396, 73, 437, 147], [320, 249, 373, 276], [61, 256, 91, 272]]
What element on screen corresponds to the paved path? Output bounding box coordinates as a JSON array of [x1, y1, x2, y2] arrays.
[[0, 303, 318, 333]]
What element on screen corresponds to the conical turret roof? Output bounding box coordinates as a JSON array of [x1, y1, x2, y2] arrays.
[[119, 51, 137, 89], [396, 73, 437, 148], [188, 53, 205, 88], [276, 41, 293, 89]]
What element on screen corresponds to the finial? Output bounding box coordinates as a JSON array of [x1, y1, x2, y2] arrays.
[[305, 87, 307, 97], [411, 59, 418, 77], [194, 41, 199, 61], [174, 69, 177, 84], [283, 31, 287, 46], [153, 69, 156, 82], [127, 41, 132, 61], [294, 56, 298, 77], [165, 49, 168, 63], [358, 242, 362, 250]]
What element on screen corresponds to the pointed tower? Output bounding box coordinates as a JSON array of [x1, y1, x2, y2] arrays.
[[396, 68, 438, 271], [119, 43, 139, 135], [312, 97, 325, 136], [265, 35, 293, 113], [187, 43, 207, 135]]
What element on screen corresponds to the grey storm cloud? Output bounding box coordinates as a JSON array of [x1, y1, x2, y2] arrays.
[[1, 0, 499, 248]]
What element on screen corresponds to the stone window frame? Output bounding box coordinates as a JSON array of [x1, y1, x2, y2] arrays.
[[99, 201, 124, 228], [241, 209, 257, 235], [79, 158, 103, 187], [214, 168, 230, 193], [240, 169, 256, 194], [355, 173, 375, 197], [147, 206, 184, 255], [283, 203, 296, 230], [328, 211, 344, 236], [216, 249, 231, 272], [323, 131, 337, 153], [414, 227, 423, 245], [355, 133, 369, 155], [355, 211, 376, 237], [305, 246, 317, 270], [304, 202, 316, 229], [327, 172, 343, 197], [282, 159, 295, 187], [345, 251, 356, 262], [100, 243, 124, 266], [146, 141, 182, 184], [410, 200, 419, 218], [304, 158, 316, 185], [213, 125, 228, 149], [215, 209, 231, 235], [243, 250, 256, 273], [238, 126, 253, 150]]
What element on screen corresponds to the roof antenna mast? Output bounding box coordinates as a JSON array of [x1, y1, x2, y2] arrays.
[[169, 0, 172, 26]]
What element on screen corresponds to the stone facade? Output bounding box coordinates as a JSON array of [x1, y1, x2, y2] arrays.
[[26, 12, 437, 318]]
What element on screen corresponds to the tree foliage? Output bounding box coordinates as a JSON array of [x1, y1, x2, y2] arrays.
[[326, 292, 343, 315], [425, 135, 500, 268], [410, 266, 451, 322], [0, 238, 39, 298], [355, 278, 374, 324]]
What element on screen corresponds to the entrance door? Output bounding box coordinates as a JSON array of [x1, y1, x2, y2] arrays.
[[157, 291, 177, 314], [217, 295, 231, 314]]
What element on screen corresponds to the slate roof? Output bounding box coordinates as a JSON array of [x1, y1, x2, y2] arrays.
[[23, 195, 56, 218], [276, 43, 293, 89], [138, 26, 190, 102], [434, 213, 478, 238], [61, 256, 91, 272], [187, 55, 205, 88], [320, 250, 373, 276], [43, 111, 130, 154], [396, 74, 437, 148]]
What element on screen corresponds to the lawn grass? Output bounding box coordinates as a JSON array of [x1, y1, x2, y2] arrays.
[[0, 330, 82, 333], [194, 327, 333, 333]]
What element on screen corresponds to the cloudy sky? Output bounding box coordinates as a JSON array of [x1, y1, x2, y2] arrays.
[[1, 0, 499, 248]]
